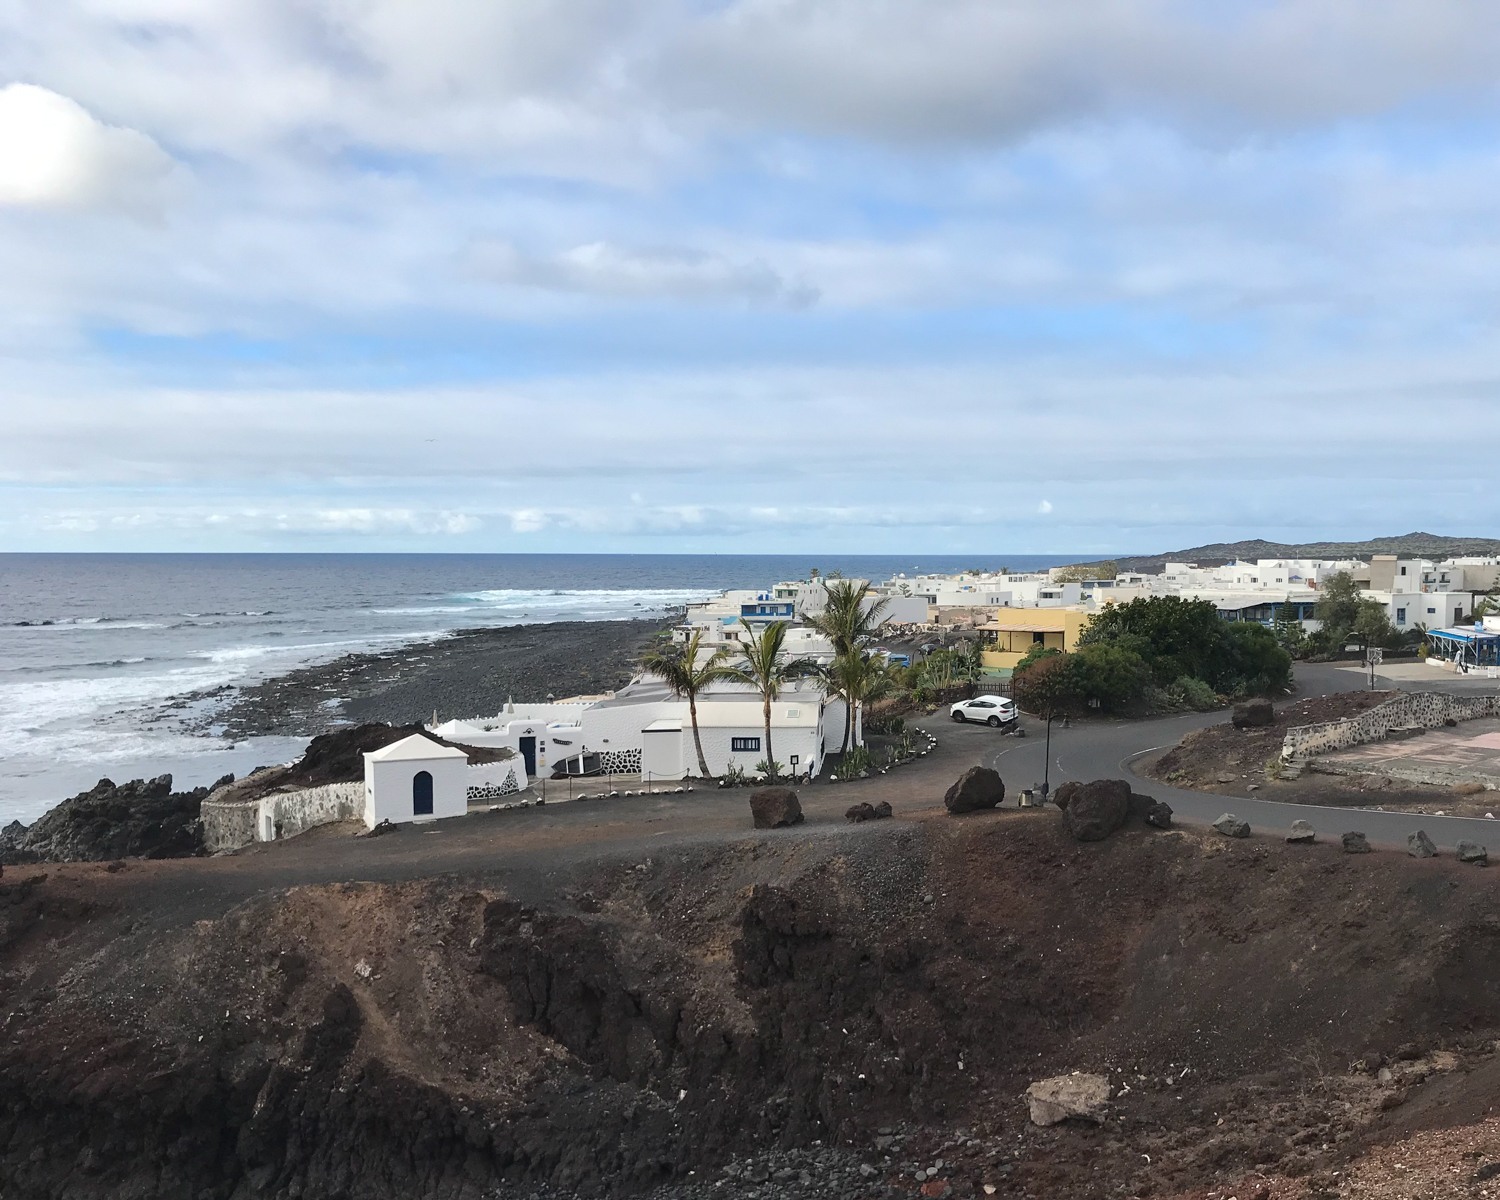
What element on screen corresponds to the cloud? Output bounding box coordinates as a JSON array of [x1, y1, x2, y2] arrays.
[[1037, 500, 1053, 515], [475, 240, 818, 307], [0, 84, 174, 213]]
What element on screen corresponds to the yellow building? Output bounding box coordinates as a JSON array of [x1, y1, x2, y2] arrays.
[[979, 607, 1093, 670]]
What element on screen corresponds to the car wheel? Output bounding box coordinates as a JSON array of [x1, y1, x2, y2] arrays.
[[987, 715, 1001, 727], [951, 712, 965, 722]]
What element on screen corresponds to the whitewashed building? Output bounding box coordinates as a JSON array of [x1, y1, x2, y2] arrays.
[[363, 734, 469, 828]]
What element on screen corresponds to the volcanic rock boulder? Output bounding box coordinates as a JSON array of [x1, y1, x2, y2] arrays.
[[1408, 830, 1437, 858], [1342, 831, 1372, 854], [0, 774, 217, 864], [873, 800, 892, 819], [845, 803, 877, 824], [1233, 698, 1275, 729], [1052, 781, 1081, 811], [1062, 779, 1132, 842], [1458, 840, 1489, 865], [1213, 813, 1251, 838], [1143, 798, 1174, 829], [1025, 1073, 1110, 1126], [749, 788, 804, 829], [943, 766, 1005, 814], [1287, 820, 1316, 844]]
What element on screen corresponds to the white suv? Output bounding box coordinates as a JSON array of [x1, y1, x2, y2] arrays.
[[950, 695, 1018, 727]]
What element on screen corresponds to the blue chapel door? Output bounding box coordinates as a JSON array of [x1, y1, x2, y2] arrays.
[[413, 770, 434, 816]]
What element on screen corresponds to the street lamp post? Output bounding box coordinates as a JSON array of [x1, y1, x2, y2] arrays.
[[1041, 708, 1053, 800]]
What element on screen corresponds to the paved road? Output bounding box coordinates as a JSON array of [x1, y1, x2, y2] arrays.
[[950, 662, 1500, 852]]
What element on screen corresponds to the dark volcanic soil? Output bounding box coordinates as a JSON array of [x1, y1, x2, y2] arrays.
[[7, 807, 1500, 1199], [208, 618, 669, 739]]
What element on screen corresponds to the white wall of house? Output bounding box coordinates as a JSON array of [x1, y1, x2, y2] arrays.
[[363, 737, 470, 827]]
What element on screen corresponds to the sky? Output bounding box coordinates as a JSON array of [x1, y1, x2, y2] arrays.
[[2, 0, 1499, 555]]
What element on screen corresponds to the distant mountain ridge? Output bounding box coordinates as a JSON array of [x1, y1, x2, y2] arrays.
[[1080, 532, 1500, 575]]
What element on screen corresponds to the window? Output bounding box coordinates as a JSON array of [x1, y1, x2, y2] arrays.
[[1396, 607, 1406, 624], [731, 736, 760, 753], [1428, 607, 1437, 615], [1400, 566, 1407, 576]]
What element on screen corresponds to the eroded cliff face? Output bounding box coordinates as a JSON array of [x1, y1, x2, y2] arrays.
[[2, 817, 1499, 1199]]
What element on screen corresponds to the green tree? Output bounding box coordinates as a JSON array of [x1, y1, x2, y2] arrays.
[[1222, 621, 1294, 695], [1313, 571, 1362, 647], [641, 629, 733, 778], [808, 579, 893, 745], [808, 578, 891, 654], [1010, 653, 1082, 720], [825, 651, 900, 752], [1068, 643, 1153, 712], [1078, 595, 1232, 686], [1352, 599, 1399, 651], [1272, 604, 1308, 658], [1013, 642, 1062, 672], [720, 620, 820, 775]]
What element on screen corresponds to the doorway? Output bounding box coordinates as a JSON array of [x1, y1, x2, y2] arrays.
[[260, 812, 274, 842], [519, 736, 537, 777], [413, 770, 434, 816]]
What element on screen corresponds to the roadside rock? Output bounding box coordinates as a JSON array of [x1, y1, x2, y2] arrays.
[[845, 803, 877, 824], [0, 774, 214, 864], [1342, 831, 1372, 854], [1025, 1073, 1111, 1126], [750, 788, 804, 829], [1143, 799, 1174, 829], [943, 766, 1005, 814], [1407, 830, 1437, 858], [1213, 813, 1250, 838], [1233, 698, 1275, 729], [1052, 781, 1081, 811], [1287, 820, 1316, 844], [1458, 840, 1489, 865], [872, 801, 893, 819], [1063, 779, 1132, 842]]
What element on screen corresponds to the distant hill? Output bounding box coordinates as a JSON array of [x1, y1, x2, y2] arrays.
[[1076, 532, 1500, 575]]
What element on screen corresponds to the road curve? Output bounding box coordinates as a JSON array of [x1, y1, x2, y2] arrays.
[[952, 662, 1500, 852]]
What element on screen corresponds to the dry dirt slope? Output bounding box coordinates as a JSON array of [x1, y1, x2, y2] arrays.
[[4, 813, 1500, 1198]]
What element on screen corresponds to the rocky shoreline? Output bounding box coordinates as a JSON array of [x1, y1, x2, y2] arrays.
[[198, 617, 672, 740]]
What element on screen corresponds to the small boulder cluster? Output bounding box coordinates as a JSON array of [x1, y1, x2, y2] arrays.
[[845, 801, 894, 823], [1053, 779, 1173, 842]]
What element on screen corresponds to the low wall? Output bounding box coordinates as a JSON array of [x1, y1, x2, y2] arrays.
[[201, 793, 257, 854], [466, 761, 527, 802], [1283, 692, 1500, 761], [201, 781, 364, 853]]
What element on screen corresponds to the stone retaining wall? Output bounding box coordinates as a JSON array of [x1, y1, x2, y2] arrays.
[[201, 781, 364, 853], [1282, 692, 1500, 761]]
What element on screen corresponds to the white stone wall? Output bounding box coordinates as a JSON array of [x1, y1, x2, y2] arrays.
[[1283, 692, 1500, 761], [202, 780, 364, 853]]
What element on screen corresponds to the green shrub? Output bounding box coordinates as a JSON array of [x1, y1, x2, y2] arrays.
[[1165, 676, 1220, 711]]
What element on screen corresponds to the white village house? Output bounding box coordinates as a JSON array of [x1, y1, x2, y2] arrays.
[[362, 734, 471, 828]]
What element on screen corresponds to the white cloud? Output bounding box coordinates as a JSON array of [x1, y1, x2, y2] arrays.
[[1037, 500, 1054, 515], [476, 239, 817, 307], [0, 84, 173, 212]]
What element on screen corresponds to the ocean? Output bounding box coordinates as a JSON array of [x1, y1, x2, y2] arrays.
[[0, 552, 1078, 823]]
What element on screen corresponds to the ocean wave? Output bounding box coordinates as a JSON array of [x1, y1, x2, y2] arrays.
[[8, 617, 165, 630]]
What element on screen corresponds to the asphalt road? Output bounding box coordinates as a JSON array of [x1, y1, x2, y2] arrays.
[[955, 661, 1500, 852]]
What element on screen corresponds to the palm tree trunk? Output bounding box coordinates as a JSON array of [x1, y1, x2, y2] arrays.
[[689, 692, 710, 778], [841, 690, 852, 754], [763, 693, 774, 776]]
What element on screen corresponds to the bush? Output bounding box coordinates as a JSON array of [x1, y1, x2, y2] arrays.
[[1013, 643, 1061, 672], [1163, 676, 1221, 711], [1069, 643, 1153, 713], [833, 746, 873, 780], [1221, 621, 1293, 696]]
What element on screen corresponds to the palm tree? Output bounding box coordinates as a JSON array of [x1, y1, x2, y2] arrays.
[[641, 629, 732, 779], [826, 650, 899, 752], [808, 580, 892, 747], [720, 620, 819, 776], [809, 578, 891, 654]]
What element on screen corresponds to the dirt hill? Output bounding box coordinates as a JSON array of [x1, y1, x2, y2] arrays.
[[1073, 530, 1500, 574], [5, 810, 1500, 1198]]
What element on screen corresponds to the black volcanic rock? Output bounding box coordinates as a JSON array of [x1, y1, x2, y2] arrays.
[[0, 774, 214, 864]]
